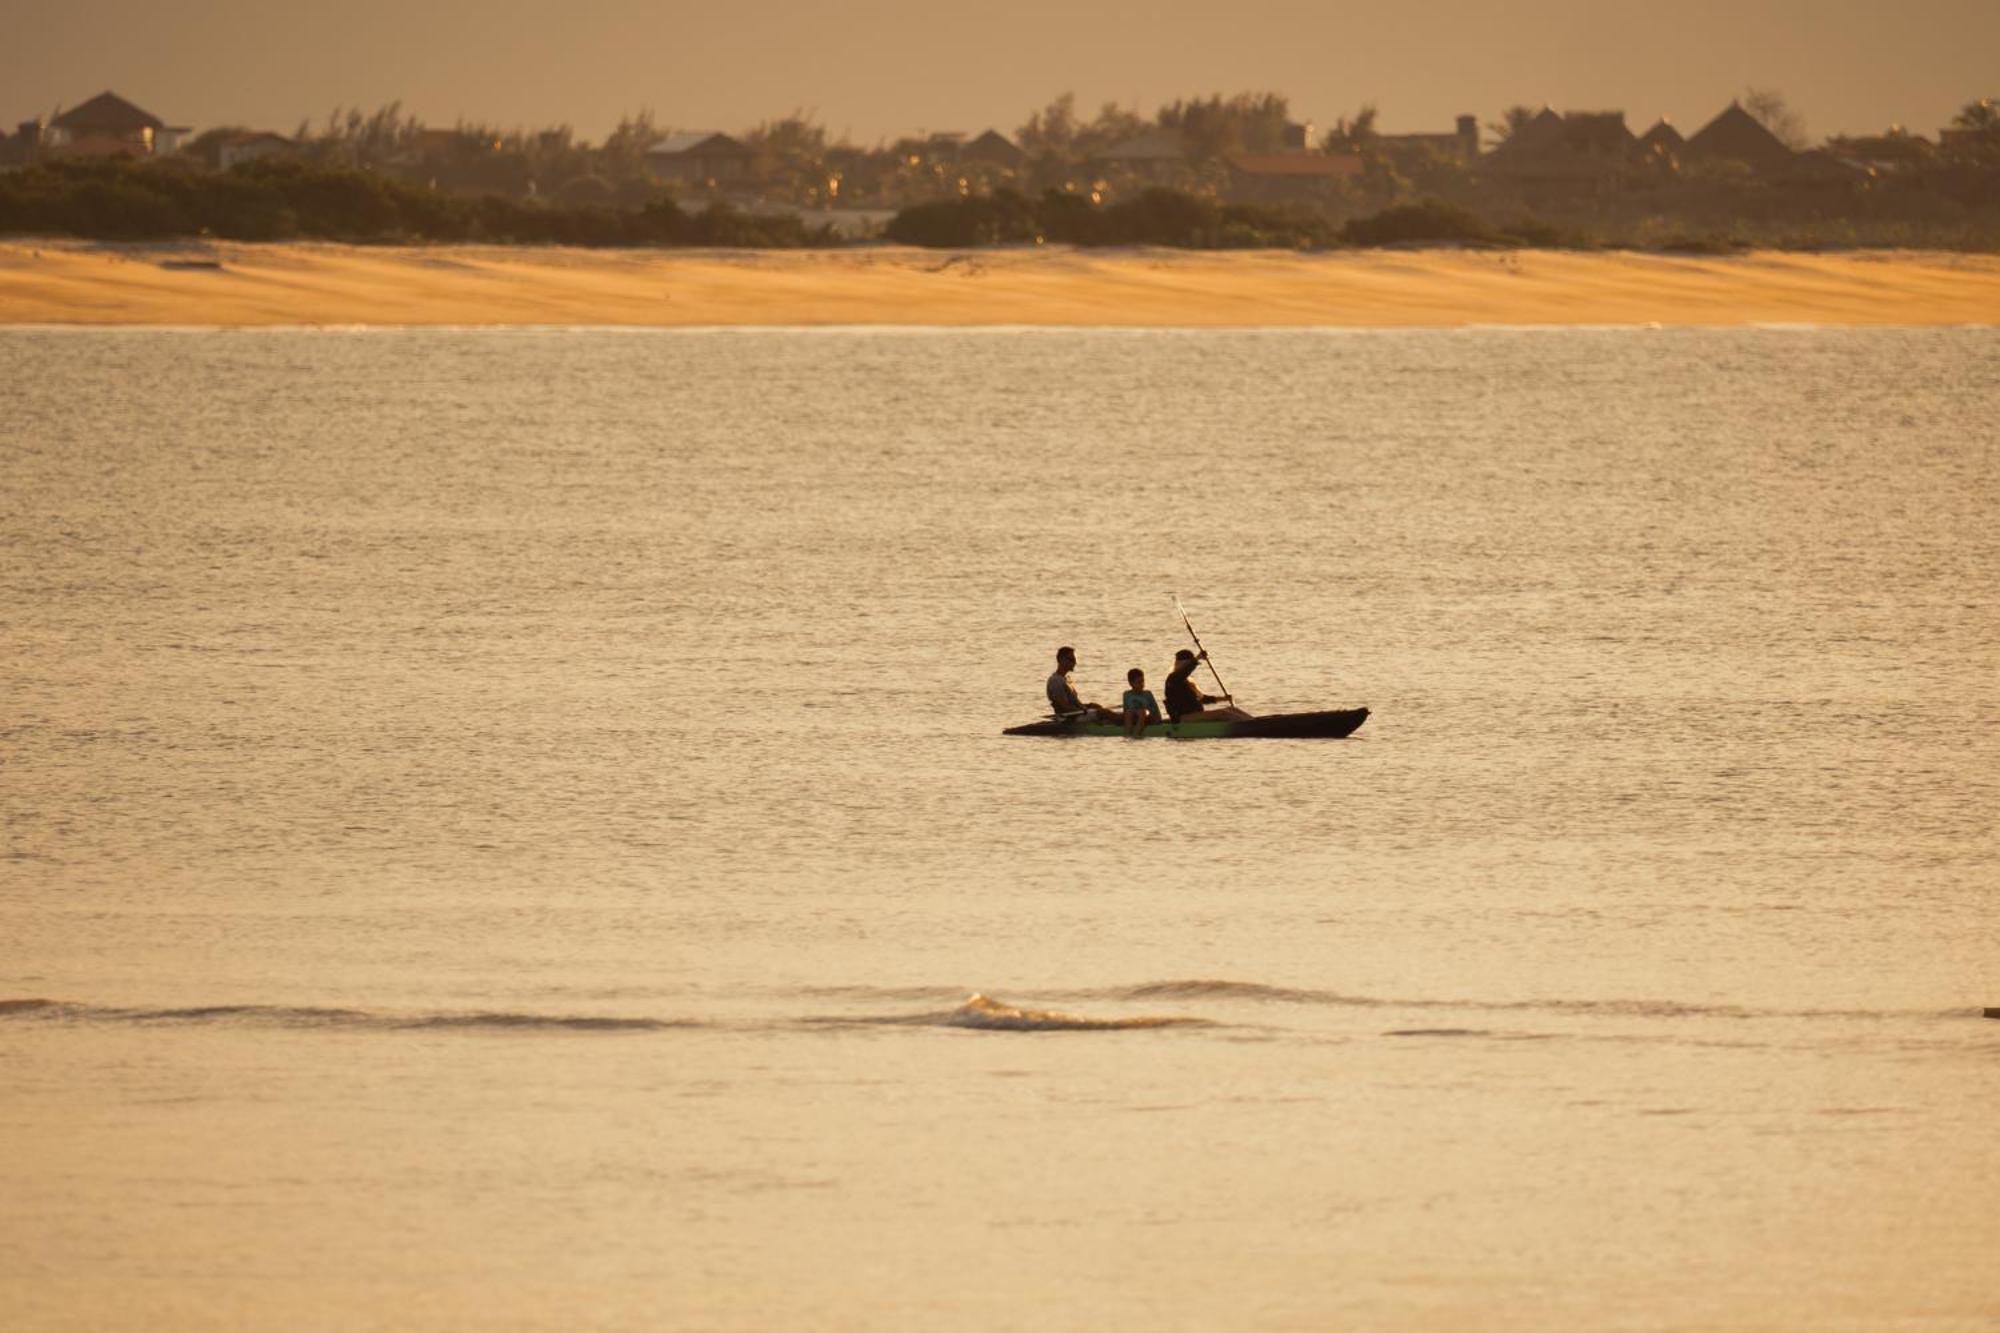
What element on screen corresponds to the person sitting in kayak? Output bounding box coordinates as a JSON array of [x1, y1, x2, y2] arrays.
[[1046, 646, 1118, 722], [1164, 648, 1251, 723], [1121, 667, 1162, 737]]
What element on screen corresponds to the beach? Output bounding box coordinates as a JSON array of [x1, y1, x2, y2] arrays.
[[2, 240, 1997, 327]]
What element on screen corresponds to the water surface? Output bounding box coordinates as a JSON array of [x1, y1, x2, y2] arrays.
[[3, 325, 1996, 1330]]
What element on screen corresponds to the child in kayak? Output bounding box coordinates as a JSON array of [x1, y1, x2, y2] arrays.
[[1122, 668, 1162, 737]]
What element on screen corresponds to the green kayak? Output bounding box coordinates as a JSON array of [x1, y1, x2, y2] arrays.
[[1003, 707, 1368, 739]]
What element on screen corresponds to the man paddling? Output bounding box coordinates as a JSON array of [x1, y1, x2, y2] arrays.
[[1046, 646, 1119, 722], [1164, 648, 1250, 723]]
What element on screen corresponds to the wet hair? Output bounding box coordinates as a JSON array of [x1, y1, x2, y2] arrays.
[[1056, 645, 1075, 663], [1127, 667, 1144, 687]]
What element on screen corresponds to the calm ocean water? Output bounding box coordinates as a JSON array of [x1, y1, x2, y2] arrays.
[[3, 324, 1997, 1330]]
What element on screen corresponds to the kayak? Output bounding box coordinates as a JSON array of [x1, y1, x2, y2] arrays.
[[1003, 707, 1368, 739]]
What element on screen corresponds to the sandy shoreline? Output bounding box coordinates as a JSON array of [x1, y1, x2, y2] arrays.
[[2, 239, 1997, 328]]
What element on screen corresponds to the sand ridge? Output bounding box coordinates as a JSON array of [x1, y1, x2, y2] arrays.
[[1, 240, 1996, 327]]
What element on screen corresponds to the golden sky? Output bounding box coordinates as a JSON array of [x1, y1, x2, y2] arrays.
[[7, 0, 1994, 146]]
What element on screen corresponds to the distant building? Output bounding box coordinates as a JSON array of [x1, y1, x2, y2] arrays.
[[959, 129, 1026, 170], [1508, 109, 1632, 157], [1094, 129, 1188, 183], [1631, 119, 1684, 171], [1682, 102, 1794, 171], [0, 123, 31, 171], [1484, 108, 1637, 183], [1376, 115, 1479, 164], [215, 131, 294, 170], [645, 132, 755, 187], [44, 91, 190, 158], [1637, 119, 1684, 153], [1826, 130, 1933, 175], [1281, 121, 1318, 152], [1224, 152, 1363, 205]]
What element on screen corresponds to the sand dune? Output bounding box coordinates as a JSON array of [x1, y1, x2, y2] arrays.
[[1, 240, 1996, 328]]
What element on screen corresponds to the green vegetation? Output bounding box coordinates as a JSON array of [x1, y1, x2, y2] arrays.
[[0, 158, 830, 245], [1335, 201, 1568, 246], [886, 187, 1341, 248], [883, 191, 1592, 250]]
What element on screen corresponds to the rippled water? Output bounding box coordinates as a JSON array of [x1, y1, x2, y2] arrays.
[[3, 325, 1997, 1330]]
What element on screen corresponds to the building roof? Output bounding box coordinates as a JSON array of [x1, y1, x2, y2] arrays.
[[1685, 102, 1794, 167], [1560, 111, 1632, 152], [647, 131, 748, 157], [1638, 119, 1684, 149], [1227, 152, 1363, 178], [962, 129, 1026, 164], [1502, 108, 1632, 157], [1827, 131, 1931, 166], [51, 91, 166, 133]]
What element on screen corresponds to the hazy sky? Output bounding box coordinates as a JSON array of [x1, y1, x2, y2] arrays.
[[8, 0, 1993, 146]]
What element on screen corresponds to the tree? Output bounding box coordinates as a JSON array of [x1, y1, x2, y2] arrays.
[[1952, 97, 1998, 132], [1483, 104, 1537, 148], [1018, 93, 1140, 190], [1324, 103, 1381, 153], [745, 112, 827, 163], [1156, 92, 1292, 161], [1080, 101, 1148, 155], [1017, 92, 1080, 160], [599, 111, 665, 183], [1742, 88, 1808, 150], [744, 112, 834, 203], [1944, 96, 2000, 165]]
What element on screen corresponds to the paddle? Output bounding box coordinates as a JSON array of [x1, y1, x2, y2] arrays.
[[1172, 595, 1233, 706]]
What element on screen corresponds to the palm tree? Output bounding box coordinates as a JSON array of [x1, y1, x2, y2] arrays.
[[1952, 98, 1998, 132]]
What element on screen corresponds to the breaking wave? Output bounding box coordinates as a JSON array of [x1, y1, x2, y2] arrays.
[[791, 993, 1210, 1032], [940, 993, 1205, 1032]]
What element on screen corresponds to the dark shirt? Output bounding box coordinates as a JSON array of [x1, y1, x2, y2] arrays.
[[1047, 669, 1083, 715], [1163, 667, 1210, 721]]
